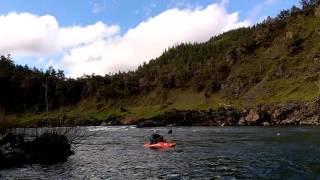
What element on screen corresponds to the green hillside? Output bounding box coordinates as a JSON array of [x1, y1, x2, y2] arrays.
[[1, 0, 320, 126]]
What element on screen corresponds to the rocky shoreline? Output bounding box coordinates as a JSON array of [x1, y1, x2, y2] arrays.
[[136, 100, 320, 127], [10, 99, 320, 128]]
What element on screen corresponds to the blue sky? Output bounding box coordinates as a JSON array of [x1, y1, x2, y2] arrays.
[[0, 0, 300, 76], [0, 0, 300, 33]]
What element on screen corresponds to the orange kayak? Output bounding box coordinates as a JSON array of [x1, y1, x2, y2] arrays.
[[143, 142, 176, 149]]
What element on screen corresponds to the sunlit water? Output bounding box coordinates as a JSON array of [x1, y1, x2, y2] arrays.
[[1, 126, 320, 179]]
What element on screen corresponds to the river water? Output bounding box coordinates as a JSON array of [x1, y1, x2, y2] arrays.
[[1, 126, 320, 179]]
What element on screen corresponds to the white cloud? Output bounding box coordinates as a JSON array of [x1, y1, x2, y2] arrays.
[[248, 0, 280, 22], [167, 0, 192, 9], [58, 21, 119, 48], [220, 0, 229, 7], [91, 0, 117, 14], [62, 3, 250, 77], [91, 0, 108, 14], [0, 13, 59, 56], [37, 57, 45, 63], [0, 12, 118, 57], [46, 59, 60, 70], [0, 2, 250, 77], [265, 0, 278, 5]]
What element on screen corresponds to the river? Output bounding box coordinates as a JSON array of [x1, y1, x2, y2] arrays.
[[1, 126, 320, 179]]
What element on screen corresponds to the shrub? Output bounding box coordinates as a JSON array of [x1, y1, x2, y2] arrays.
[[0, 118, 12, 137]]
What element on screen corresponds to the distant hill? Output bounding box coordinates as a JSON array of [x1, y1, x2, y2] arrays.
[[1, 0, 320, 126]]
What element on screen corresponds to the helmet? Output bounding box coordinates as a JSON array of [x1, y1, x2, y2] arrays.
[[153, 129, 158, 133]]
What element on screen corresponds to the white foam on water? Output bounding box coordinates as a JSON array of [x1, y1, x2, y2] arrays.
[[87, 126, 135, 132]]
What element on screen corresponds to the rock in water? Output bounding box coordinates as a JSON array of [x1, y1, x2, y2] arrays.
[[0, 134, 28, 168], [0, 132, 74, 168], [27, 133, 74, 164]]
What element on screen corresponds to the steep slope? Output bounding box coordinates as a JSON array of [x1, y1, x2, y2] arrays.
[[1, 1, 320, 126]]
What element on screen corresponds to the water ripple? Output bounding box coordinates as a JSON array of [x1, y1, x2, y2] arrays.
[[1, 127, 320, 179]]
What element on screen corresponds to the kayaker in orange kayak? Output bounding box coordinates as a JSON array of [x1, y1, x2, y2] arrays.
[[144, 130, 176, 148], [149, 130, 166, 144]]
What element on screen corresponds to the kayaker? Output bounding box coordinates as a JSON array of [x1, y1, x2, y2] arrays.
[[149, 130, 165, 144]]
